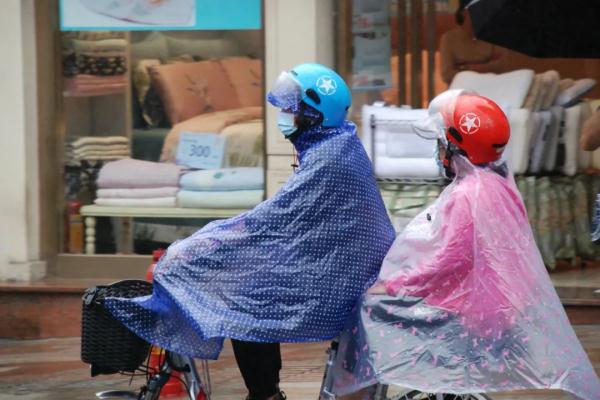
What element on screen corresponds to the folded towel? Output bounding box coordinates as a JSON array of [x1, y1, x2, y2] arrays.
[[72, 144, 130, 155], [180, 168, 264, 191], [94, 197, 177, 208], [72, 38, 128, 53], [70, 136, 129, 148], [97, 159, 183, 189], [97, 187, 180, 199], [74, 150, 131, 159], [66, 74, 127, 84], [450, 69, 535, 110], [177, 190, 263, 209], [374, 157, 442, 179], [76, 154, 130, 162]]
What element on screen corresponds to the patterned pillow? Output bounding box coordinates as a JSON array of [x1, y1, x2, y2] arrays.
[[150, 60, 240, 125]]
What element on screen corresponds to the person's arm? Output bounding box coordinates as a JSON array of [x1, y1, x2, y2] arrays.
[[580, 109, 600, 151], [440, 33, 462, 85], [461, 46, 509, 74]]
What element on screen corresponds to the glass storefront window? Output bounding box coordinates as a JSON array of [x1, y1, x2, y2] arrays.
[[60, 25, 265, 255]]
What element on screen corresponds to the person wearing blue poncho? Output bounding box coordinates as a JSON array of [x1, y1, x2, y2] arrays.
[[106, 63, 395, 400]]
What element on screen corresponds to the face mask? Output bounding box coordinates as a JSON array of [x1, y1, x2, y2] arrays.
[[277, 111, 297, 137]]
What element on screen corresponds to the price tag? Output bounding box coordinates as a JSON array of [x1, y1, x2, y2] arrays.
[[176, 132, 226, 170]]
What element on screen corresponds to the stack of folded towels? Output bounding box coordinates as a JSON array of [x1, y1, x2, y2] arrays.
[[178, 167, 264, 209], [95, 159, 182, 207], [62, 32, 127, 97], [65, 136, 131, 167]]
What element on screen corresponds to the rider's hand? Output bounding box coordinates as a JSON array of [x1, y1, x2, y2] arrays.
[[366, 282, 388, 295]]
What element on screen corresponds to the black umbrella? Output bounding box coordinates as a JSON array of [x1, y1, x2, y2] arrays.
[[467, 0, 600, 58]]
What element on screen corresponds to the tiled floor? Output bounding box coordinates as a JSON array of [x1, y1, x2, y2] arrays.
[[1, 325, 599, 400]]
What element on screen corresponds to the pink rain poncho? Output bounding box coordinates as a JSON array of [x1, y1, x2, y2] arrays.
[[331, 156, 600, 399]]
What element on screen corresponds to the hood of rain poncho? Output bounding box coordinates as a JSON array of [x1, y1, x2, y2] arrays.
[[330, 155, 600, 399], [105, 121, 396, 359]]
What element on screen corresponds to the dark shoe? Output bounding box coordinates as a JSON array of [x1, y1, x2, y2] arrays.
[[244, 391, 286, 400], [272, 391, 286, 400]]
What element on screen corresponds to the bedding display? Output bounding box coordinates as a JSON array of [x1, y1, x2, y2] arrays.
[[97, 158, 183, 189], [95, 159, 184, 208], [364, 68, 600, 270], [59, 30, 269, 254]]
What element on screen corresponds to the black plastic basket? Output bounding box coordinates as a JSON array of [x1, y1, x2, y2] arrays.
[[81, 279, 152, 376]]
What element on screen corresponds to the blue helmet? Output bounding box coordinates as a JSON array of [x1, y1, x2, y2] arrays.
[[267, 63, 352, 127]]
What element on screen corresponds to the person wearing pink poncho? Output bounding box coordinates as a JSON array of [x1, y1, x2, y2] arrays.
[[330, 91, 600, 399]]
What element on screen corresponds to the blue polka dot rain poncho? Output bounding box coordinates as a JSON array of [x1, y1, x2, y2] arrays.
[[106, 121, 396, 359]]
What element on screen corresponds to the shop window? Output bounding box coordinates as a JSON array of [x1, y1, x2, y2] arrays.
[[60, 28, 265, 255]]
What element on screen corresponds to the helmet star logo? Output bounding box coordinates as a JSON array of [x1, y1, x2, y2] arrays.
[[316, 76, 337, 96], [459, 113, 481, 135]]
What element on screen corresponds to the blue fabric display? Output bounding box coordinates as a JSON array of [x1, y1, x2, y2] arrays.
[[180, 167, 264, 191]]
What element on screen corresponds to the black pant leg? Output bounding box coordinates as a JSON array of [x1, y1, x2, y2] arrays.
[[231, 339, 282, 399]]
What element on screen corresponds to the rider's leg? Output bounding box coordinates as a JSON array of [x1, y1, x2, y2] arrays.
[[231, 339, 282, 400]]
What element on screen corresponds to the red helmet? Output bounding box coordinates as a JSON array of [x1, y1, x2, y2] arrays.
[[440, 94, 510, 165]]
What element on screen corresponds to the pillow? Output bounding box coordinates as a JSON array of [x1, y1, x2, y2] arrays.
[[578, 101, 593, 170], [532, 75, 548, 111], [505, 108, 534, 174], [540, 70, 560, 110], [150, 60, 240, 125], [523, 74, 541, 110], [160, 106, 264, 163], [555, 78, 597, 107], [543, 106, 564, 172], [219, 57, 263, 108], [166, 35, 241, 59], [131, 32, 169, 61], [558, 104, 582, 176], [449, 69, 535, 110], [528, 111, 552, 174], [221, 120, 264, 167]]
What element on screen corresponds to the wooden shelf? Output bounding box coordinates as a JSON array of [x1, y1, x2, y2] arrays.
[[81, 204, 248, 219]]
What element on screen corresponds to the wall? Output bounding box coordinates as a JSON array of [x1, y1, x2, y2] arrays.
[[0, 0, 45, 281], [264, 0, 335, 196]]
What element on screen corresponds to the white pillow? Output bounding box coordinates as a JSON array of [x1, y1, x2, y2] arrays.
[[450, 69, 535, 110], [505, 108, 534, 174], [555, 78, 597, 107]]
